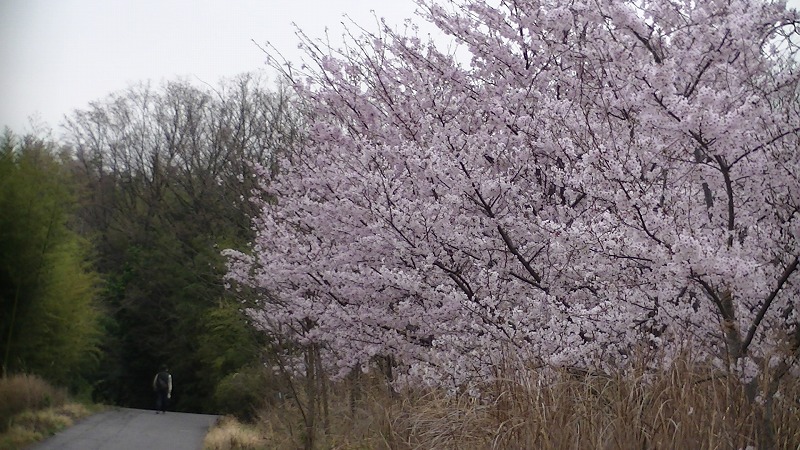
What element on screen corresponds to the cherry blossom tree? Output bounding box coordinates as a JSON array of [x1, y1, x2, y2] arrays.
[[226, 0, 800, 425]]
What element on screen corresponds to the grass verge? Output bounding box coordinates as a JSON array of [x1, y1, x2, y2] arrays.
[[0, 374, 97, 450], [203, 362, 800, 450], [203, 416, 266, 450], [0, 403, 93, 450]]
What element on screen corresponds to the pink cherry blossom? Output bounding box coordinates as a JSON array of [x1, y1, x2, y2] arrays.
[[226, 0, 800, 393]]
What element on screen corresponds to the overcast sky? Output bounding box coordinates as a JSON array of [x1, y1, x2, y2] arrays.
[[0, 0, 433, 134], [2, 0, 799, 135]]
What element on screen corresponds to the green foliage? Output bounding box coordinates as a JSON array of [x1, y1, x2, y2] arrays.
[[213, 366, 271, 421], [0, 132, 103, 387], [195, 302, 268, 417], [65, 75, 300, 411], [198, 304, 262, 385], [0, 75, 297, 413]]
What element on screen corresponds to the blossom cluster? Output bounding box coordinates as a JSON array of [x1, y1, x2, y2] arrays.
[[225, 0, 800, 387]]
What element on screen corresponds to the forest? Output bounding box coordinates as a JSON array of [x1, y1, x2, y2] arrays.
[[1, 74, 301, 416], [3, 0, 800, 448]]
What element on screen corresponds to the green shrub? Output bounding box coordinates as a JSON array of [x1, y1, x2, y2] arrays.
[[213, 367, 273, 421]]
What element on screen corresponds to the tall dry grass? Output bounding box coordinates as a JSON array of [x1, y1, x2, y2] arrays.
[[0, 374, 93, 450], [227, 361, 800, 450], [0, 374, 66, 431], [0, 403, 92, 450], [203, 416, 266, 450], [385, 366, 799, 450]]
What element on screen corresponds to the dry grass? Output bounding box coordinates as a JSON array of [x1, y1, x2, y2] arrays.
[[0, 374, 67, 431], [0, 374, 94, 450], [203, 416, 266, 450], [382, 365, 800, 450], [217, 363, 800, 450], [0, 403, 92, 450]]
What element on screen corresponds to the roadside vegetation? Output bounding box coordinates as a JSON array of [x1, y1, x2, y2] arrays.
[[1, 73, 300, 416], [4, 1, 800, 448], [0, 374, 96, 450], [203, 361, 800, 450], [224, 0, 800, 447], [203, 416, 266, 450]]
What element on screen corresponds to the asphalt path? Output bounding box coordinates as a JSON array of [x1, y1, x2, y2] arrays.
[[30, 407, 219, 450]]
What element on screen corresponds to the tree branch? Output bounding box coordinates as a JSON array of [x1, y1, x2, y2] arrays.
[[741, 256, 800, 356]]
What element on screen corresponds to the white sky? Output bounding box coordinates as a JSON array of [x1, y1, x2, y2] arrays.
[[0, 0, 432, 135], [2, 0, 799, 135]]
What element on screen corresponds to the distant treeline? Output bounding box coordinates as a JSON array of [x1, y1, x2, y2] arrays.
[[0, 73, 302, 414]]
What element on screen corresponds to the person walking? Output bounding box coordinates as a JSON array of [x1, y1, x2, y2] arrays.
[[153, 365, 172, 414]]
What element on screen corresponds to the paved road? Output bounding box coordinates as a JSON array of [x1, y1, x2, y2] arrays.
[[30, 407, 219, 450]]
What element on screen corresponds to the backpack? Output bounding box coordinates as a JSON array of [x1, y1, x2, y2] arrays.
[[156, 372, 169, 391]]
